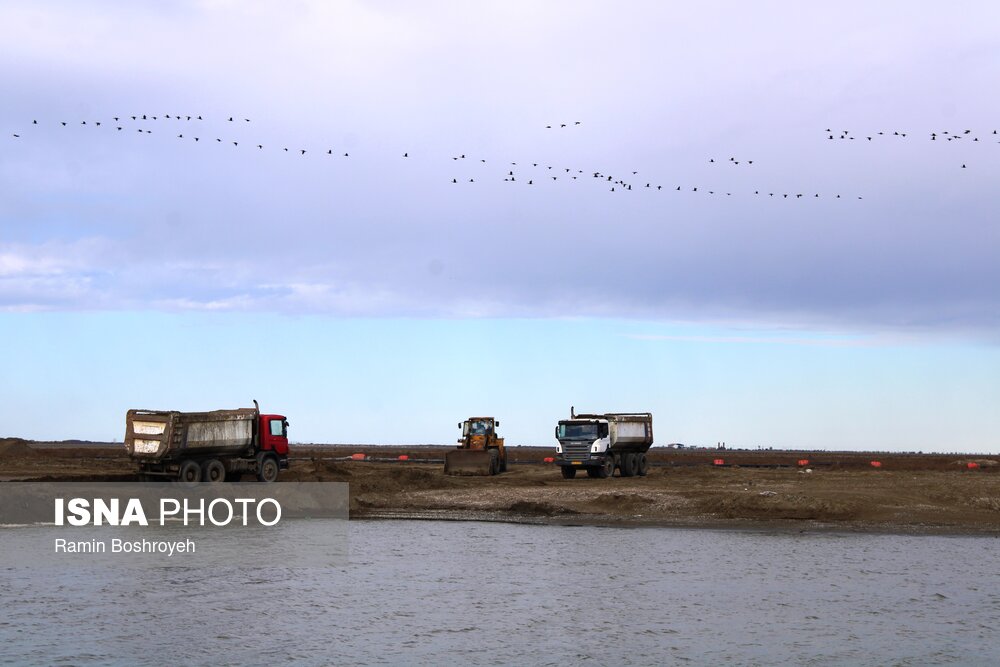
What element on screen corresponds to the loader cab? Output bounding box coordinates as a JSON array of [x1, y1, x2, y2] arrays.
[[260, 414, 290, 455], [462, 418, 496, 437]]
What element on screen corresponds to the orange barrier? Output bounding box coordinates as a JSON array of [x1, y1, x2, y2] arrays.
[[967, 462, 980, 469], [713, 459, 725, 466], [543, 457, 555, 463], [797, 459, 810, 466], [398, 455, 409, 461], [870, 460, 882, 468], [350, 453, 367, 461]]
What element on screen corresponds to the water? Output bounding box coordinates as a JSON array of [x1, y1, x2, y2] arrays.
[[2, 521, 998, 666]]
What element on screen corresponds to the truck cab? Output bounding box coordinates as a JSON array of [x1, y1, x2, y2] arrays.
[[555, 418, 611, 465], [260, 413, 290, 458]]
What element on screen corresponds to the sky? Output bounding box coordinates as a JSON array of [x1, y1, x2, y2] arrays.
[[1, 1, 998, 452]]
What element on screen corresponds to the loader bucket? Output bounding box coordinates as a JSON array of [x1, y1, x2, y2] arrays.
[[444, 449, 496, 476]]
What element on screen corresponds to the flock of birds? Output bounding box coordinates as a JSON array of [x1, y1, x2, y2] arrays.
[[825, 128, 997, 170], [10, 113, 949, 201]]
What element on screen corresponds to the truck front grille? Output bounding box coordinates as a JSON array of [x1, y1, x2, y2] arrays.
[[562, 443, 591, 462]]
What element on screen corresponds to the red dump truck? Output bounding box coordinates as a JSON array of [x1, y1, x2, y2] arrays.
[[124, 400, 289, 482]]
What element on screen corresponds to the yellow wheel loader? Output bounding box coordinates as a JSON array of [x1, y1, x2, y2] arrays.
[[444, 417, 508, 476]]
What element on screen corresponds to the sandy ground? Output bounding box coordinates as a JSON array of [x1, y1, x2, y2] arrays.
[[2, 439, 999, 534]]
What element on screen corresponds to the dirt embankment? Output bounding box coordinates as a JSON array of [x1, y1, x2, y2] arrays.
[[1, 442, 999, 533]]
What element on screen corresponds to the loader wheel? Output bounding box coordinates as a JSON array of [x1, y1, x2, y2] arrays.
[[561, 466, 577, 479], [178, 460, 200, 485], [637, 453, 649, 476], [202, 459, 226, 483], [499, 455, 508, 473], [257, 456, 280, 483], [488, 451, 499, 476]]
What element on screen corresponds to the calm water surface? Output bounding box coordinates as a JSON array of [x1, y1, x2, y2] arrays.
[[2, 521, 998, 666]]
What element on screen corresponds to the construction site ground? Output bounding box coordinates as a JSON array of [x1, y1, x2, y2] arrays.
[[2, 439, 999, 534]]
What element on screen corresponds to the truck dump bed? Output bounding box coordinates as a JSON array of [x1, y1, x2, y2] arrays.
[[125, 408, 257, 460], [573, 412, 654, 452]]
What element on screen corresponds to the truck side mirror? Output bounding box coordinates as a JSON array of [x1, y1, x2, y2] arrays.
[[457, 423, 461, 429], [495, 421, 500, 427]]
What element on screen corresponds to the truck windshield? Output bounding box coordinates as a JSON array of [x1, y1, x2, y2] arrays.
[[558, 423, 599, 440]]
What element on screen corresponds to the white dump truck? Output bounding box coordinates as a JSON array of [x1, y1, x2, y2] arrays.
[[554, 408, 653, 479]]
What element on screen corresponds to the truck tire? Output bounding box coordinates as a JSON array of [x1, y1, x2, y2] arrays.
[[202, 459, 226, 483], [621, 453, 639, 477], [560, 466, 577, 479], [257, 456, 280, 483], [637, 453, 649, 476], [178, 460, 200, 484], [598, 455, 614, 478]]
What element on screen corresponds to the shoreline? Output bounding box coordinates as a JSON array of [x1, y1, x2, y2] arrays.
[[2, 439, 999, 536], [354, 508, 1000, 537]]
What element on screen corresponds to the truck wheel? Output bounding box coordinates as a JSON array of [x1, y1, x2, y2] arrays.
[[178, 460, 200, 484], [257, 456, 280, 483], [560, 466, 577, 479], [202, 459, 226, 483], [637, 453, 649, 476], [598, 456, 614, 478], [619, 453, 632, 477], [621, 453, 639, 477]]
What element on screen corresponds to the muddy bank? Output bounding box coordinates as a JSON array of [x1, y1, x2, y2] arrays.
[[1, 440, 999, 533]]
